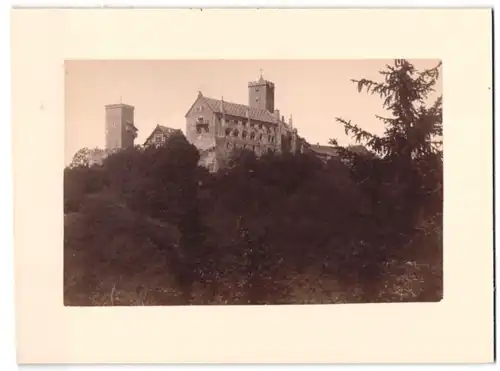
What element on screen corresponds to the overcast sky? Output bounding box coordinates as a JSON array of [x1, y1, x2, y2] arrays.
[[65, 59, 441, 164]]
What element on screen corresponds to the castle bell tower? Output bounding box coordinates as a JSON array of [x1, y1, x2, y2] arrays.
[[248, 71, 275, 112]]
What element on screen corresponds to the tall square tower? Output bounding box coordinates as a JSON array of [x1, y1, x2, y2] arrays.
[[248, 76, 275, 112], [105, 103, 138, 151]]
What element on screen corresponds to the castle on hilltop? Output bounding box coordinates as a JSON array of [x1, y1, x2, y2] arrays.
[[90, 74, 334, 170]]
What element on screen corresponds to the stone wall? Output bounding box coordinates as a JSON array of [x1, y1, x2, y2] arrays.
[[105, 104, 136, 150]]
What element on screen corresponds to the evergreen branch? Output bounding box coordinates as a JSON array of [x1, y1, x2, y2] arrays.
[[335, 117, 383, 151], [351, 78, 390, 98], [419, 61, 442, 80], [329, 138, 339, 146], [414, 62, 442, 96], [375, 114, 397, 124]]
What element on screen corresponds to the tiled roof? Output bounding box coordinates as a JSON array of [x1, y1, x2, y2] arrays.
[[309, 144, 341, 157], [346, 144, 370, 155], [144, 125, 182, 145], [125, 121, 138, 132], [202, 97, 278, 124], [158, 125, 182, 136]]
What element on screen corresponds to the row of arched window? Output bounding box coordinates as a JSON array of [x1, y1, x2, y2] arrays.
[[226, 141, 276, 154], [224, 128, 275, 143], [224, 119, 276, 134]]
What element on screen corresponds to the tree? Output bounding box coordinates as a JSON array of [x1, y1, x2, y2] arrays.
[[329, 59, 443, 301], [142, 132, 204, 303], [333, 59, 442, 161], [69, 147, 91, 168], [64, 165, 106, 213], [332, 60, 443, 228]]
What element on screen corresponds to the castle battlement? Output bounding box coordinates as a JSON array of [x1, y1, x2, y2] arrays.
[[248, 80, 275, 88]]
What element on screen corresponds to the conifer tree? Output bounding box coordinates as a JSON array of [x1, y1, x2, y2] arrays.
[[333, 59, 442, 161]]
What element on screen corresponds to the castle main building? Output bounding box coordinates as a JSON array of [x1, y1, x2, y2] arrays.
[[184, 75, 304, 172]]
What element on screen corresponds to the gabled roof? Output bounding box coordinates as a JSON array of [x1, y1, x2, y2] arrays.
[[143, 124, 182, 145], [346, 144, 370, 155], [125, 121, 138, 132], [186, 93, 278, 124], [309, 144, 341, 157], [308, 144, 371, 159], [157, 125, 181, 136]]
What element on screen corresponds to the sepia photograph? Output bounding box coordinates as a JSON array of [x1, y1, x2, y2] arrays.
[[64, 59, 443, 306], [12, 7, 494, 364]]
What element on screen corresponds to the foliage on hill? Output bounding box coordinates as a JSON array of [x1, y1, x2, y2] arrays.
[[64, 59, 443, 305]]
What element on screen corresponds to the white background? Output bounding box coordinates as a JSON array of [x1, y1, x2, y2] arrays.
[[1, 0, 498, 370]]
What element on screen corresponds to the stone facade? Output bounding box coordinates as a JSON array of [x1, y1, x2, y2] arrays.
[[96, 78, 346, 172], [248, 77, 275, 112], [185, 75, 305, 172], [87, 148, 110, 167], [105, 103, 138, 151], [83, 103, 139, 167]]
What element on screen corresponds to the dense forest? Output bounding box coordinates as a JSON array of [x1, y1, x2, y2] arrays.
[[64, 59, 443, 305]]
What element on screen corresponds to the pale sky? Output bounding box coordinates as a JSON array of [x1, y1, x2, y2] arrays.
[[65, 59, 442, 165]]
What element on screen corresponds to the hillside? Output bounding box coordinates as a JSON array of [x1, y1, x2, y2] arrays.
[[64, 137, 442, 305]]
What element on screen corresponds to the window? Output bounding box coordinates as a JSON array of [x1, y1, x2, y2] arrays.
[[154, 134, 164, 144], [196, 122, 209, 134], [259, 133, 263, 140], [250, 132, 255, 140], [225, 128, 231, 136], [233, 129, 239, 137], [242, 131, 247, 139]]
